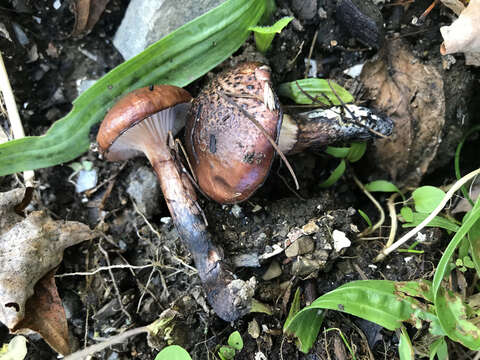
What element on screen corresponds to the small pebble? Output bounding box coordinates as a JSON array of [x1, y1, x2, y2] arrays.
[[75, 169, 98, 193], [302, 221, 320, 235], [248, 319, 260, 339], [262, 260, 282, 281], [285, 236, 315, 257], [332, 230, 351, 252], [231, 204, 243, 218]]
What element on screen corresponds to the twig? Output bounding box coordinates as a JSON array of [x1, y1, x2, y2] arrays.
[[63, 325, 149, 360], [0, 52, 34, 187], [304, 30, 318, 78], [375, 168, 480, 262], [56, 263, 157, 277], [352, 173, 385, 237], [385, 193, 400, 249]]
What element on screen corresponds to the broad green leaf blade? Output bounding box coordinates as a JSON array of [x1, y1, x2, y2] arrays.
[[365, 180, 403, 199], [346, 142, 366, 163], [227, 331, 243, 351], [402, 212, 460, 233], [0, 0, 266, 176], [412, 186, 446, 214], [284, 280, 440, 353], [325, 146, 350, 158], [435, 288, 480, 350], [319, 159, 346, 188], [155, 345, 192, 360], [400, 207, 414, 222], [277, 78, 354, 106]]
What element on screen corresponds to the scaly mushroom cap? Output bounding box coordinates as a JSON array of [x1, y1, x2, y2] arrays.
[[185, 62, 282, 204], [97, 85, 192, 161]]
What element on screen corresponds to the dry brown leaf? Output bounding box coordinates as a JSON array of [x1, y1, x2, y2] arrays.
[[440, 0, 480, 64], [13, 269, 69, 355], [360, 38, 445, 187], [72, 0, 110, 36], [0, 189, 96, 354]]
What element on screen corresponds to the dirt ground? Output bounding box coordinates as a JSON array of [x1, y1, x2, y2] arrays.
[[1, 0, 479, 359]]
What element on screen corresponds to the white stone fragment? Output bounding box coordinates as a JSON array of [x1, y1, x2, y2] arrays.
[[332, 230, 351, 252]]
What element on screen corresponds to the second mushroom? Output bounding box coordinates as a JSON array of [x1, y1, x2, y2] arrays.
[[96, 85, 255, 321]]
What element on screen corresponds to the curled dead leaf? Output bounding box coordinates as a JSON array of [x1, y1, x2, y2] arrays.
[[360, 38, 445, 187], [72, 0, 110, 36], [0, 189, 97, 354]]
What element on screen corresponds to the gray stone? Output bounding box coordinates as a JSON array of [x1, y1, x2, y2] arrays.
[[113, 0, 226, 60], [262, 260, 282, 281], [291, 0, 318, 20], [126, 166, 161, 218], [285, 235, 315, 257]]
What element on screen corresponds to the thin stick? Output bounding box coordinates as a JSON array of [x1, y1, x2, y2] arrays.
[[304, 30, 318, 79], [55, 263, 156, 277], [218, 90, 300, 190], [385, 193, 399, 248], [0, 52, 34, 187], [63, 326, 149, 360], [374, 168, 480, 262], [353, 173, 385, 237]]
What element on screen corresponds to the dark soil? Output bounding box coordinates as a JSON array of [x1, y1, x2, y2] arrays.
[[1, 0, 479, 359]]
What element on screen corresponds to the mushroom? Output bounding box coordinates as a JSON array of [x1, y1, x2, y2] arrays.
[[96, 85, 255, 321], [185, 62, 284, 204], [185, 62, 393, 204]]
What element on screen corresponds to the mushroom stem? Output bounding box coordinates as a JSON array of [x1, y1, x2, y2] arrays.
[[279, 106, 394, 155], [144, 143, 254, 322]]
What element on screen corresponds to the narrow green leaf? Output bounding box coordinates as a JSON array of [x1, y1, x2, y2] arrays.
[[319, 159, 346, 188], [399, 327, 414, 360], [277, 78, 354, 106], [346, 142, 366, 163], [155, 345, 192, 360], [429, 337, 448, 360], [455, 125, 480, 207], [358, 209, 372, 228], [365, 180, 403, 199], [433, 200, 480, 349], [249, 17, 293, 53], [0, 0, 267, 176], [412, 186, 446, 214], [227, 331, 243, 351], [283, 288, 301, 331], [325, 146, 350, 158]]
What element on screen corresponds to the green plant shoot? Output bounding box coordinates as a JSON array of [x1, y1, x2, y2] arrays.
[[277, 78, 354, 105], [248, 16, 293, 53]]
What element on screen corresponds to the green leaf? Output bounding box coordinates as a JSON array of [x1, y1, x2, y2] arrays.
[[455, 125, 480, 207], [400, 207, 414, 222], [433, 199, 480, 349], [412, 186, 446, 214], [365, 180, 403, 199], [277, 78, 354, 106], [218, 346, 235, 360], [0, 0, 267, 176], [155, 345, 192, 360], [284, 280, 441, 353], [467, 198, 480, 276], [402, 212, 460, 233], [319, 159, 346, 188], [429, 337, 448, 360], [325, 146, 350, 159], [346, 142, 366, 163], [399, 327, 414, 360], [283, 288, 324, 353], [249, 17, 293, 53], [357, 209, 372, 228], [227, 331, 243, 351]]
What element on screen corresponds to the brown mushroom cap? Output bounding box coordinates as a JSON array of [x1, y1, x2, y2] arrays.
[[185, 62, 282, 204], [97, 85, 192, 160]]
